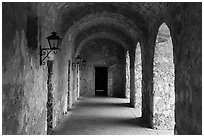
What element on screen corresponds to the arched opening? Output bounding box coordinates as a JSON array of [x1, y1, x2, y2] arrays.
[[135, 42, 142, 117], [153, 23, 175, 130], [126, 51, 130, 99]]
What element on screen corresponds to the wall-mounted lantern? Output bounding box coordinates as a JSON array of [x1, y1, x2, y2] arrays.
[[40, 32, 61, 66], [80, 60, 87, 70], [75, 55, 82, 64], [72, 55, 81, 70], [72, 62, 76, 69], [82, 60, 86, 66], [72, 55, 86, 70]]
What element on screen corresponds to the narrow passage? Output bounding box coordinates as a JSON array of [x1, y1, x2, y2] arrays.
[[52, 97, 173, 135]]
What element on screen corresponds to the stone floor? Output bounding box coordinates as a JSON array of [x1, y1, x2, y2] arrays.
[[51, 96, 174, 135]]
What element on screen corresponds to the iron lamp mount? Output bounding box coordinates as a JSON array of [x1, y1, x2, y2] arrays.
[[40, 32, 61, 66]]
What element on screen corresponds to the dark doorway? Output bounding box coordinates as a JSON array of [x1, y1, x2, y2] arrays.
[[95, 67, 108, 96]]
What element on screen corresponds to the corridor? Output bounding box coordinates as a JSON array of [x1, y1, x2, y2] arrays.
[[2, 2, 202, 135], [51, 97, 173, 135]]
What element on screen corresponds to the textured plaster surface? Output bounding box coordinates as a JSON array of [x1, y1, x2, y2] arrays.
[[169, 3, 202, 134], [2, 3, 47, 134]]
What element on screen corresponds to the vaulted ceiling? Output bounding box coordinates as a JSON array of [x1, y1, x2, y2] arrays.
[[50, 3, 168, 56]]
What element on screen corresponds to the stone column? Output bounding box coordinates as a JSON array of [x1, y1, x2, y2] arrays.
[[74, 66, 78, 101], [67, 60, 72, 110], [141, 38, 154, 128], [77, 64, 80, 99], [69, 61, 74, 109], [129, 48, 136, 108], [170, 3, 202, 134], [47, 60, 54, 134]]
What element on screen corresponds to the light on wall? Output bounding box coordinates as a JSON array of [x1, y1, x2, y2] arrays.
[[40, 32, 61, 66]]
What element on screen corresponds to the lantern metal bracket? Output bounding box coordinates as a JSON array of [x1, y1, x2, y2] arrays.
[[40, 46, 60, 66]]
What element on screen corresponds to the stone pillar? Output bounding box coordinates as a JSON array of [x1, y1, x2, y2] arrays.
[[74, 66, 77, 101], [169, 3, 202, 134], [47, 60, 54, 134], [77, 64, 80, 99], [67, 60, 72, 110], [129, 49, 136, 108], [141, 39, 154, 128], [69, 61, 74, 109]]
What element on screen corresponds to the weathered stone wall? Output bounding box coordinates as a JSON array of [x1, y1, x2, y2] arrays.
[[141, 31, 155, 128], [2, 3, 48, 134], [153, 28, 175, 130], [80, 40, 126, 97], [125, 51, 130, 98], [2, 2, 70, 134], [168, 3, 202, 134], [38, 2, 69, 133], [109, 64, 125, 97], [58, 27, 78, 110], [135, 43, 142, 117]]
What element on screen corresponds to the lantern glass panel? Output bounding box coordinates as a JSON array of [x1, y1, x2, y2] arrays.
[[48, 39, 59, 49], [47, 32, 60, 49]]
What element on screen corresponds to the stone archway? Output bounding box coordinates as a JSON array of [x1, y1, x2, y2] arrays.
[[153, 23, 175, 130]]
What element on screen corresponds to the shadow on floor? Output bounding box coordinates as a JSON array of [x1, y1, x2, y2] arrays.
[[117, 117, 150, 128]]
